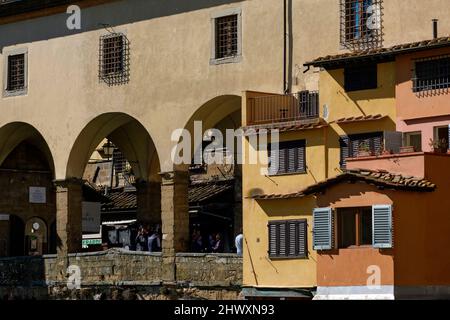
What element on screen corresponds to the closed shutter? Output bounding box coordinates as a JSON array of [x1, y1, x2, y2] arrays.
[[372, 205, 393, 248], [384, 131, 403, 154], [268, 147, 279, 175], [339, 136, 350, 168], [348, 132, 383, 157], [268, 220, 308, 258], [269, 140, 306, 175], [448, 125, 450, 150], [313, 208, 333, 250], [268, 223, 277, 256]]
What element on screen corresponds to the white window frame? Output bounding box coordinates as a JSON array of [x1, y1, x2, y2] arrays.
[[3, 47, 28, 98], [210, 8, 242, 65]]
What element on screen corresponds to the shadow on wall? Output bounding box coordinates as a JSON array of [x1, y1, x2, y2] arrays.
[[0, 0, 245, 50]]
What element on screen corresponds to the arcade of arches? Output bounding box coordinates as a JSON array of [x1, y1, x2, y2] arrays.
[[0, 96, 242, 280]]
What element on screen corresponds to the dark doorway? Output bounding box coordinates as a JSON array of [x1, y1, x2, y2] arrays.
[[9, 215, 25, 256]]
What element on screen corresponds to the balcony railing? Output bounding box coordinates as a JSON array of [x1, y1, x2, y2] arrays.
[[247, 91, 319, 126]]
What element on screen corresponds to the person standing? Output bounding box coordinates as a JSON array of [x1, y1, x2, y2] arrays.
[[235, 230, 243, 256]]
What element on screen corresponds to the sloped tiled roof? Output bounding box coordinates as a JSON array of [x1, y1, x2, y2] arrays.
[[304, 36, 450, 68], [251, 169, 436, 200], [100, 179, 235, 212], [334, 114, 386, 124], [242, 120, 328, 135]]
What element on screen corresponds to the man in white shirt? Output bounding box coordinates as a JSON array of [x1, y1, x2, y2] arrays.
[[235, 230, 243, 256]]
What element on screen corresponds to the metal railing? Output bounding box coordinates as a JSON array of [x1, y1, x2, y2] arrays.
[[247, 91, 319, 126]]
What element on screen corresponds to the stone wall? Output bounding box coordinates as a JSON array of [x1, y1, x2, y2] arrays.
[[0, 249, 242, 300]]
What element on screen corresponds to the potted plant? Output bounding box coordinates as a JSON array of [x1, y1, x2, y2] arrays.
[[429, 138, 448, 153], [357, 141, 372, 157]]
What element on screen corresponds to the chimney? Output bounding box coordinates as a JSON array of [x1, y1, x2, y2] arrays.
[[433, 19, 439, 39]]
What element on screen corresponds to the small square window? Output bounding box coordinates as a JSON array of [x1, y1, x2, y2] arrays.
[[403, 131, 422, 152], [7, 54, 25, 92], [268, 220, 308, 259], [344, 64, 377, 92], [340, 0, 383, 51], [99, 33, 130, 86]]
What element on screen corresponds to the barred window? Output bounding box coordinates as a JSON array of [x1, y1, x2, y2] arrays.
[[99, 33, 130, 86], [215, 14, 238, 59], [7, 53, 25, 92], [268, 220, 308, 259], [340, 0, 383, 51], [413, 55, 450, 94]]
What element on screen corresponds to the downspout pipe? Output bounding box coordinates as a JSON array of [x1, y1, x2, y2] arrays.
[[283, 0, 288, 93]]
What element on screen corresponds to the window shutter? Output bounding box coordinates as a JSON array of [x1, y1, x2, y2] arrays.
[[297, 220, 307, 257], [339, 136, 350, 168], [384, 131, 403, 154], [268, 147, 279, 175], [297, 141, 306, 173], [279, 224, 286, 255], [313, 207, 333, 250], [288, 222, 297, 256], [372, 205, 393, 249], [287, 145, 296, 173], [268, 223, 278, 256]]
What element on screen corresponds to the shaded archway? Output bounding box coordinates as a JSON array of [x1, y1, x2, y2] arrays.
[[0, 122, 56, 257], [165, 95, 242, 254], [63, 113, 161, 254]]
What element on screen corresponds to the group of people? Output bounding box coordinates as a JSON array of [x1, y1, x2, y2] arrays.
[[191, 229, 225, 253], [191, 228, 243, 255], [135, 224, 162, 253]]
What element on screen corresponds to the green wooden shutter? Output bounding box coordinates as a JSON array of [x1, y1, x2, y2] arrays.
[[372, 205, 393, 248], [313, 208, 333, 250]]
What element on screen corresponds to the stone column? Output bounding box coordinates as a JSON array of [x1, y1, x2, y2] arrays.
[[136, 179, 161, 226], [160, 170, 189, 282], [54, 178, 83, 256]]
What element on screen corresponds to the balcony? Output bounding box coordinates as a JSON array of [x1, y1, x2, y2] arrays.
[[246, 91, 319, 126]]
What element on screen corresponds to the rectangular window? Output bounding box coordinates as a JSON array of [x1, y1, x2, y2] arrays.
[[6, 53, 25, 92], [344, 64, 377, 92], [298, 90, 319, 119], [337, 207, 372, 249], [268, 220, 307, 259], [433, 126, 449, 151], [99, 33, 130, 85], [403, 131, 422, 152], [340, 132, 383, 168], [413, 55, 450, 93], [268, 140, 306, 175], [215, 14, 238, 59], [340, 0, 383, 50]]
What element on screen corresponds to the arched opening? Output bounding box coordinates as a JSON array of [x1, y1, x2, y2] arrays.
[[182, 95, 243, 254], [0, 122, 56, 257], [66, 113, 161, 253]]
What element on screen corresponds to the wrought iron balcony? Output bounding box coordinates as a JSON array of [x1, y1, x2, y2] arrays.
[[246, 91, 319, 126]]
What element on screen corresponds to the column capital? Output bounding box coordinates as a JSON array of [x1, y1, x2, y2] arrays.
[[159, 170, 189, 186], [53, 177, 85, 189]]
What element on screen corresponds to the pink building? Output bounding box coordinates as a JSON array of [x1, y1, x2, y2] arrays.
[[395, 39, 450, 153]]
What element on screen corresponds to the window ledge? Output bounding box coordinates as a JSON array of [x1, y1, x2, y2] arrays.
[[210, 55, 242, 65], [269, 256, 308, 260], [267, 171, 307, 177], [3, 88, 27, 98]]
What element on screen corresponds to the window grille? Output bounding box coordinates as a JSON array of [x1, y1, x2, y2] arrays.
[[7, 54, 25, 92], [413, 55, 450, 96], [340, 0, 383, 51], [215, 14, 238, 59], [99, 33, 130, 86]]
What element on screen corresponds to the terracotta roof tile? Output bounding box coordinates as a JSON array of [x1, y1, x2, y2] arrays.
[[334, 114, 386, 124], [251, 169, 436, 200], [242, 120, 328, 135], [305, 36, 450, 68]]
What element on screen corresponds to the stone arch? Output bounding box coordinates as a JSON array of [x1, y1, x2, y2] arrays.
[[66, 112, 160, 182], [0, 122, 56, 257], [0, 122, 55, 178]]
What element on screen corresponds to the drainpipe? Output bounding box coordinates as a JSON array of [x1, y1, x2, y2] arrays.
[[283, 0, 287, 93], [433, 19, 439, 39]]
